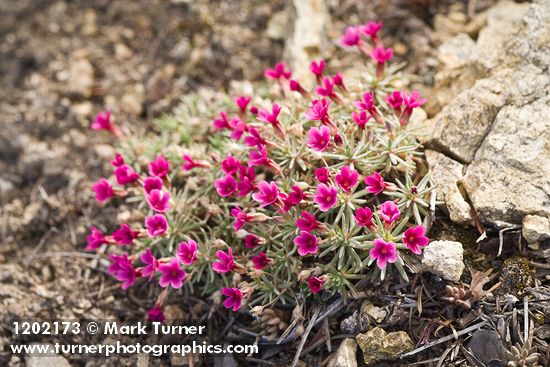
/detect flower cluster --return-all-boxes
[88,21,434,324]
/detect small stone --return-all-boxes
[329,338,357,367]
[360,301,387,324]
[498,257,534,297]
[94,144,115,160]
[536,324,550,340]
[422,240,465,281]
[25,343,71,367]
[67,58,94,98]
[522,215,550,244]
[356,327,414,366]
[0,178,16,204]
[266,11,288,40]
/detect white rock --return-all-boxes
[523,215,550,243]
[25,343,71,367]
[422,240,464,281]
[329,338,357,367]
[67,58,94,98]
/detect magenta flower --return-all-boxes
[400,90,427,125]
[158,258,186,289]
[140,248,159,281]
[92,178,113,203]
[252,252,271,270]
[244,234,261,249]
[214,175,237,197]
[341,26,361,47]
[212,247,236,273]
[176,240,198,265]
[315,167,330,184]
[352,110,371,129]
[287,185,306,206]
[111,153,125,167]
[221,155,241,175]
[385,91,404,110]
[182,154,200,171]
[354,207,373,227]
[112,224,139,245]
[360,21,383,41]
[252,181,280,208]
[244,127,268,147]
[145,214,168,237]
[354,92,375,112]
[147,306,165,323]
[309,59,326,78]
[264,62,291,80]
[149,155,170,178]
[332,73,345,88]
[380,201,401,224]
[313,183,338,212]
[249,144,269,166]
[258,103,284,136]
[231,206,251,231]
[370,46,393,64]
[305,99,331,125]
[364,171,387,195]
[403,226,429,255]
[213,111,230,131]
[335,166,359,192]
[308,276,325,294]
[307,126,331,152]
[315,77,335,98]
[237,165,256,196]
[107,254,137,290]
[86,226,107,251]
[296,212,320,232]
[289,79,307,95]
[294,231,319,256]
[114,164,140,185]
[235,96,251,114]
[221,287,243,311]
[91,111,120,136]
[143,176,163,194]
[250,106,259,115]
[146,189,171,213]
[228,117,247,140]
[370,239,398,269]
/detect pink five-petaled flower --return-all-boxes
[158,258,186,289]
[111,153,125,167]
[332,73,346,90]
[149,155,170,178]
[370,46,393,78]
[252,252,270,270]
[307,126,331,152]
[360,21,383,42]
[92,178,113,203]
[176,240,198,265]
[143,176,163,194]
[245,234,261,249]
[221,155,241,175]
[252,181,280,208]
[296,212,320,232]
[214,175,237,197]
[370,239,398,269]
[305,99,331,125]
[86,226,107,251]
[235,96,251,114]
[228,117,247,140]
[364,171,387,195]
[140,248,160,281]
[257,103,284,137]
[114,164,140,185]
[309,59,326,79]
[145,214,168,237]
[314,183,338,212]
[244,127,268,147]
[182,154,202,171]
[237,165,255,196]
[231,206,251,231]
[308,276,325,294]
[249,144,269,166]
[146,189,171,213]
[354,91,375,112]
[287,185,306,206]
[289,79,308,95]
[403,226,429,255]
[335,166,359,192]
[354,207,373,228]
[221,287,243,312]
[400,90,427,125]
[340,26,361,47]
[315,167,330,184]
[112,224,139,246]
[385,91,404,110]
[352,110,371,129]
[264,62,291,80]
[212,111,230,131]
[294,231,319,256]
[379,201,401,224]
[91,111,120,136]
[315,77,335,99]
[212,247,236,273]
[147,306,165,323]
[107,254,137,290]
